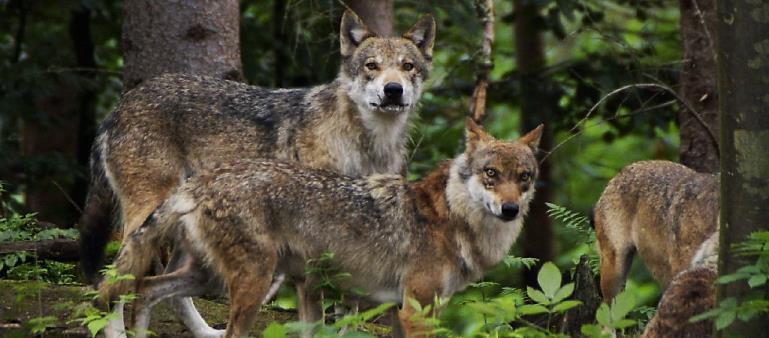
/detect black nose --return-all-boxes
[501,203,519,220]
[384,82,403,99]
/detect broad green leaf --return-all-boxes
[747,274,767,288]
[610,291,636,321]
[537,262,562,298]
[87,318,109,337]
[717,273,748,284]
[518,304,549,315]
[552,300,582,313]
[263,322,287,338]
[595,303,611,326]
[612,318,636,329]
[527,287,550,305]
[690,308,721,322]
[715,310,736,330]
[552,283,575,303]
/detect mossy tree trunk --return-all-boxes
[121,0,244,90]
[716,0,769,336]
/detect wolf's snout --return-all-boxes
[384,82,403,99]
[500,203,519,221]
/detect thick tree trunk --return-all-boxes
[121,0,243,90]
[716,1,769,336]
[678,0,719,173]
[343,0,394,37]
[514,0,555,286]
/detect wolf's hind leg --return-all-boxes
[222,249,277,338]
[133,260,220,338]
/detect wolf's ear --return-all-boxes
[403,14,436,60]
[519,124,544,152]
[340,10,374,57]
[465,117,492,151]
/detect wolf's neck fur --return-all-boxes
[411,154,525,276]
[308,80,411,176]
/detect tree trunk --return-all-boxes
[514,0,554,286]
[678,0,719,173]
[716,0,769,336]
[121,0,243,90]
[343,0,394,37]
[21,5,98,226]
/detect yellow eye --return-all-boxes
[403,62,414,71]
[365,62,378,70]
[485,168,497,178]
[519,172,531,181]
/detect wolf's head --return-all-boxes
[454,119,543,222]
[339,10,435,116]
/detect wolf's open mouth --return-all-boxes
[370,102,409,112]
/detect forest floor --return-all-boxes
[0,279,297,337]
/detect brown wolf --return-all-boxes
[79,10,435,337]
[593,160,718,302]
[100,120,543,338]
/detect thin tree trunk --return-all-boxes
[678,0,719,173]
[121,0,243,90]
[514,0,554,286]
[343,0,394,37]
[716,0,769,336]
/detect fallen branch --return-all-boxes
[0,239,80,262]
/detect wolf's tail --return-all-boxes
[79,130,117,286]
[98,199,182,305]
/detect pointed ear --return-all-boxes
[519,124,544,152]
[403,14,436,60]
[340,10,374,57]
[465,117,492,151]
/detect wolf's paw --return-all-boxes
[194,327,225,338]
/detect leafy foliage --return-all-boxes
[690,231,769,330]
[581,289,639,337]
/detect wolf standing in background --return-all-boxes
[100,120,543,338]
[593,160,718,301]
[78,10,436,338]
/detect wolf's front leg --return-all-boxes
[104,301,128,338]
[398,274,443,338]
[295,280,323,338]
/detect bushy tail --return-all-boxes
[97,201,181,306]
[79,132,117,285]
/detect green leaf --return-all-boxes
[595,304,611,326]
[717,273,748,284]
[527,287,550,305]
[87,318,109,337]
[518,304,549,315]
[610,291,636,321]
[552,283,575,303]
[748,274,767,288]
[263,322,287,338]
[552,300,582,313]
[537,262,561,298]
[715,310,736,330]
[612,319,636,329]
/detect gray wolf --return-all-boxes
[641,232,718,338]
[593,160,718,302]
[100,119,543,338]
[79,10,435,337]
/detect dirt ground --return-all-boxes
[0,279,296,337]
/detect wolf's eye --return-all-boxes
[365,62,378,70]
[484,168,497,178]
[403,62,414,71]
[519,171,531,181]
